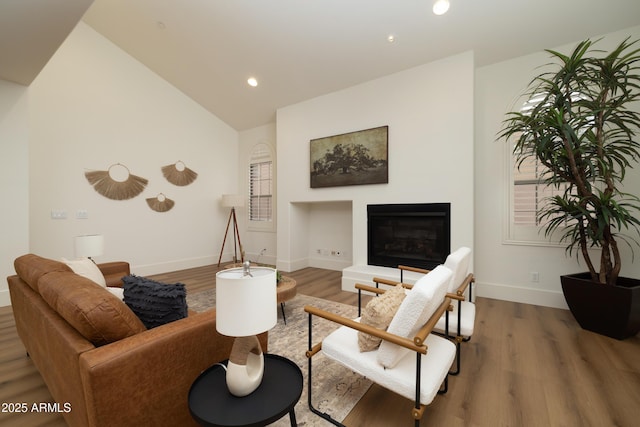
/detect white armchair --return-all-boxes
[379,247,475,375]
[304,265,456,427]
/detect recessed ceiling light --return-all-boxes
[387,34,396,43]
[433,0,450,15]
[156,21,166,30]
[247,77,258,87]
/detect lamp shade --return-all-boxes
[221,194,244,208]
[74,234,104,258]
[216,267,277,337]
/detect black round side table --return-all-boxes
[189,353,303,427]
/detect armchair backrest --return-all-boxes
[377,265,452,368]
[443,247,471,293]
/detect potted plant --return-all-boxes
[498,38,640,339]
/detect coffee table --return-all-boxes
[188,353,303,427]
[277,277,297,324]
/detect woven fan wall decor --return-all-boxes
[85,163,148,200]
[162,161,198,186]
[146,193,175,212]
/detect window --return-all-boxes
[506,96,567,245]
[507,142,557,244]
[249,161,272,221]
[248,144,273,224]
[512,153,567,227]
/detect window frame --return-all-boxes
[247,143,276,233]
[503,140,565,247]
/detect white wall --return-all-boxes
[474,25,640,308]
[27,22,239,276]
[238,123,278,265]
[306,201,353,270]
[0,80,30,306]
[276,52,475,274]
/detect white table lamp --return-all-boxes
[74,234,104,261]
[216,263,277,396]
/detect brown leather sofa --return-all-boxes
[7,254,267,427]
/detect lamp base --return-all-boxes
[226,335,264,397]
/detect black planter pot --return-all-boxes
[561,273,640,340]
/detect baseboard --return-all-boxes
[341,264,424,293]
[341,265,569,310]
[244,253,277,266]
[475,280,569,309]
[308,256,351,272]
[276,258,307,273]
[133,253,279,276]
[0,289,11,307]
[132,256,217,277]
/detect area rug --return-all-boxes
[187,289,372,426]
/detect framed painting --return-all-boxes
[310,125,388,188]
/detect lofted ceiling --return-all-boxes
[2,1,640,130]
[0,0,94,85]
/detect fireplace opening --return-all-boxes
[367,203,451,270]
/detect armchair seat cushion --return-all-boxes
[435,300,475,337]
[322,319,456,405]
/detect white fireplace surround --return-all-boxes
[275,52,475,292]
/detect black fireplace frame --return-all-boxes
[367,203,451,270]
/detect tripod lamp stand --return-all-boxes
[217,194,244,267]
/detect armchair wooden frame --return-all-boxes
[304,287,453,427]
[375,268,475,376]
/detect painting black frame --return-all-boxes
[310,126,388,188]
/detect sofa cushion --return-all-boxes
[358,283,406,352]
[107,286,125,300]
[122,275,188,329]
[62,257,107,287]
[39,271,146,346]
[14,254,71,293]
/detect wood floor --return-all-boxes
[1,265,639,426]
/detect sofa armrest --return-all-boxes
[97,261,130,287]
[79,310,267,427]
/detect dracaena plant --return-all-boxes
[498,38,640,286]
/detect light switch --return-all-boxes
[51,210,67,219]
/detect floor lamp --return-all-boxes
[218,194,244,267]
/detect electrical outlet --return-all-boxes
[530,271,539,283]
[76,209,89,219]
[51,210,67,219]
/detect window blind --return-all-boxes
[249,161,273,222]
